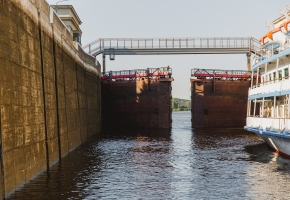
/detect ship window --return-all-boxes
[273,72,276,81]
[285,68,289,79]
[278,70,282,80]
[278,104,284,118]
[269,74,271,81]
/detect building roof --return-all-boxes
[51,5,82,25]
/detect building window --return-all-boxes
[73,33,81,44]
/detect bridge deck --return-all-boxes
[83,37,261,57]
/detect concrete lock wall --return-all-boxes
[0,0,101,198]
[102,78,172,129]
[191,79,250,128]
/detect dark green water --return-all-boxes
[7,111,290,199]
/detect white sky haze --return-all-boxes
[46,0,290,99]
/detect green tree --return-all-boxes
[172,98,191,111]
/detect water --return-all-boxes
[8,111,290,199]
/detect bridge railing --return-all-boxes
[83,37,261,56]
[250,38,261,55]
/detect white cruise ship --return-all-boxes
[244,6,290,157]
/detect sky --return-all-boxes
[46,0,290,99]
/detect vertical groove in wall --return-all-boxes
[0,108,5,199]
[38,12,49,169]
[75,62,82,143]
[62,42,69,153]
[84,72,89,139]
[98,77,101,133]
[191,81,194,126]
[169,83,172,128]
[52,27,61,159]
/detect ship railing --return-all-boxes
[249,78,290,101]
[255,41,290,60]
[246,118,290,130]
[250,75,290,89]
[249,81,279,96]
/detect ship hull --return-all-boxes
[245,126,290,157]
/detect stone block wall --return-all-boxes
[0,0,101,198]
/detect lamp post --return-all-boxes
[55,0,69,13]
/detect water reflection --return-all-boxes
[7,111,290,199]
[244,143,276,163]
[244,143,290,199]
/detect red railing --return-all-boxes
[101,67,172,80]
[191,68,260,80]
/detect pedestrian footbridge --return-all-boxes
[83,37,261,71]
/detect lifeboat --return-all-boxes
[260,31,273,45]
[280,19,290,36]
[260,28,281,51]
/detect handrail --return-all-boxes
[101,67,172,80]
[247,116,290,119]
[83,37,260,56]
[191,68,252,79]
[252,41,290,62]
[250,76,289,89]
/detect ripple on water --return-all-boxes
[7,111,290,199]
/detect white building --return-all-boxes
[51,5,82,44]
